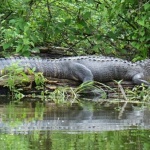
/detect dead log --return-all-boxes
[0,74,136,98]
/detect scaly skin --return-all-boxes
[0,56,150,85]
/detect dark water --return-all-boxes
[0,97,150,150]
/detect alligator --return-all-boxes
[0,56,150,85]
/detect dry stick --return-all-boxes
[118,83,129,119]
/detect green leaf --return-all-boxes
[16,45,23,52]
[2,42,12,50]
[23,38,30,45]
[83,12,91,20]
[9,19,16,24]
[139,30,145,36]
[65,19,71,24]
[22,51,30,56]
[144,3,150,10]
[137,19,145,26]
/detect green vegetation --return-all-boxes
[0,0,149,59]
[0,0,150,102]
[2,63,30,100]
[126,84,150,102]
[0,2,150,148]
[0,63,46,100]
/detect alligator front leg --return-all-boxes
[70,63,93,83]
[132,73,150,86]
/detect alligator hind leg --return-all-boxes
[132,73,150,86]
[69,63,93,83]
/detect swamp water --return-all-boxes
[0,97,150,150]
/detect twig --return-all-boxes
[46,0,52,20]
[118,83,128,101]
[118,83,129,119]
[118,101,128,119]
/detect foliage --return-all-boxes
[126,84,150,102]
[1,63,29,99]
[0,0,149,58]
[0,63,46,100]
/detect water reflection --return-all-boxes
[0,98,150,150]
[0,98,150,134]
